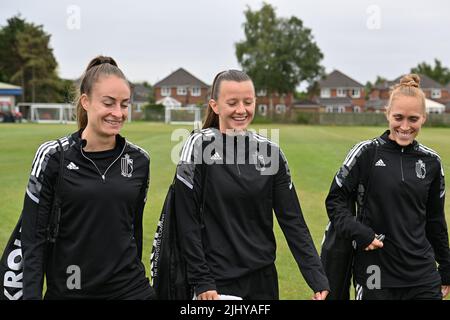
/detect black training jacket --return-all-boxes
[174,128,329,296]
[21,130,152,299]
[326,130,450,288]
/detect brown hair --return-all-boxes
[75,56,129,129]
[387,74,426,114]
[203,70,253,129]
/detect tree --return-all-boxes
[235,3,324,115]
[411,59,450,85]
[0,15,66,102]
[0,15,26,83]
[142,81,155,104]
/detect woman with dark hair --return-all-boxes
[325,74,450,300]
[21,56,154,299]
[174,70,329,300]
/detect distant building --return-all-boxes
[130,83,152,120]
[367,74,450,113]
[154,68,209,107]
[255,89,294,116]
[316,70,366,113]
[292,99,323,113]
[0,82,22,109]
[0,82,23,121]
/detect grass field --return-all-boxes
[1,122,449,299]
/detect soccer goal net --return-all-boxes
[165,106,202,127]
[29,104,76,124]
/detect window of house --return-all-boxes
[258,104,267,116]
[326,106,333,113]
[321,89,331,98]
[353,106,361,113]
[191,87,201,97]
[275,104,286,114]
[351,89,361,98]
[257,89,267,97]
[337,88,346,97]
[161,87,171,96]
[431,89,441,99]
[338,106,346,113]
[177,86,187,96]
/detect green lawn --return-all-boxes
[1,122,449,299]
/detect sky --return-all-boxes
[1,0,449,87]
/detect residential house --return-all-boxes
[154,68,209,107]
[367,74,450,113]
[292,99,323,113]
[445,83,450,113]
[316,70,366,113]
[255,89,294,116]
[130,83,152,120]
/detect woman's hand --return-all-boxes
[365,235,384,251]
[312,290,329,300]
[197,290,220,300]
[442,285,449,299]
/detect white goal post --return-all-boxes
[165,106,202,127]
[28,103,76,124]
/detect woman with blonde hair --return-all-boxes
[325,74,450,300]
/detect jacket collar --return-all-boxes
[71,130,125,151]
[379,130,418,152]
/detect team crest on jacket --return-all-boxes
[415,159,426,179]
[253,152,266,172]
[121,154,133,178]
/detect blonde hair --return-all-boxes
[387,74,426,113]
[75,56,129,129]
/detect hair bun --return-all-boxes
[399,74,420,88]
[86,55,118,71]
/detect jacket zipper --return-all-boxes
[400,148,405,182]
[80,142,127,183]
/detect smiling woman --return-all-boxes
[172,70,330,301]
[324,74,450,300]
[386,74,426,147]
[17,56,155,300]
[77,56,131,151]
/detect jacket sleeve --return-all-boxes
[134,158,150,260]
[273,150,330,293]
[174,133,216,295]
[21,141,60,300]
[425,159,450,285]
[325,141,375,249]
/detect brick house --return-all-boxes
[446,83,450,113]
[254,89,294,116]
[316,70,366,113]
[154,68,209,107]
[129,82,152,120]
[292,99,323,113]
[367,74,450,113]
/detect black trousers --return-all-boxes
[355,282,442,300]
[215,264,279,300]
